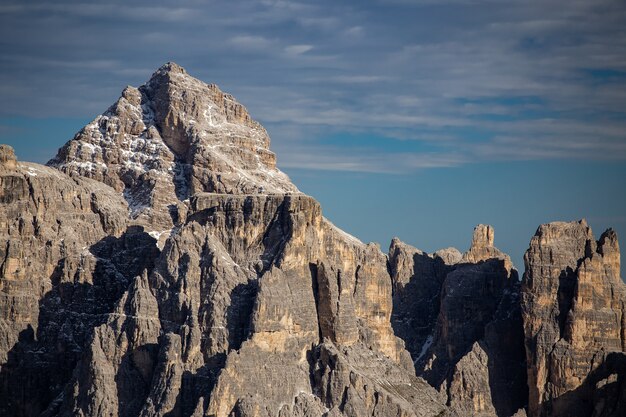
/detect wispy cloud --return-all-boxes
[229,35,275,52]
[0,3,198,22]
[277,145,467,173]
[284,44,314,55]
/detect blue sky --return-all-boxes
[1,0,625,272]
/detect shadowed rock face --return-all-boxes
[389,225,528,417]
[52,192,447,417]
[521,220,626,417]
[0,149,154,416]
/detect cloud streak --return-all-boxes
[0,0,624,172]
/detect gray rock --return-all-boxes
[6,62,445,416]
[48,62,298,230]
[521,220,626,417]
[0,145,17,170]
[390,226,527,417]
[2,62,625,417]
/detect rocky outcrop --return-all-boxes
[521,220,626,417]
[389,225,527,417]
[0,150,160,416]
[310,342,449,417]
[53,191,443,417]
[388,238,453,366]
[0,145,17,170]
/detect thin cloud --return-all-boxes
[278,147,466,173]
[284,44,314,55]
[0,3,198,22]
[229,35,274,50]
[0,0,624,172]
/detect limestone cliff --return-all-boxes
[521,220,626,417]
[0,65,451,417]
[389,225,527,417]
[0,144,155,415]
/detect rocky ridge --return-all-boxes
[1,64,448,417]
[389,225,528,417]
[48,62,297,231]
[522,220,626,417]
[0,63,625,417]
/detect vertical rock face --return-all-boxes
[389,225,527,417]
[388,238,454,367]
[521,220,626,417]
[56,192,445,417]
[0,154,140,416]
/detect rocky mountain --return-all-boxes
[1,63,625,417]
[389,225,527,417]
[48,62,297,232]
[522,220,626,417]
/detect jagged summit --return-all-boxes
[155,61,186,75]
[0,144,17,170]
[462,223,516,274]
[48,62,298,229]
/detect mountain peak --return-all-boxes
[463,224,517,276]
[0,144,17,170]
[154,61,186,76]
[49,63,298,229]
[471,224,494,249]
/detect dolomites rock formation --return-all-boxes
[521,220,626,417]
[48,62,297,230]
[0,64,450,417]
[0,146,155,415]
[0,144,17,169]
[1,63,625,417]
[389,225,527,417]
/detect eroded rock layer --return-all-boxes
[0,147,156,416]
[521,220,626,417]
[0,65,452,417]
[389,225,528,417]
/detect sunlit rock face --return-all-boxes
[521,220,626,417]
[48,62,297,230]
